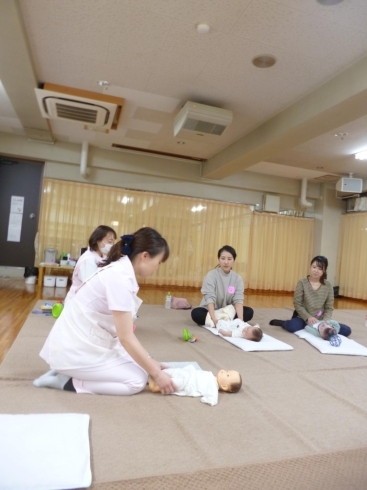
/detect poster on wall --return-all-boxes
[7,196,24,242]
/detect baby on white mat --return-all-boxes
[305,319,342,346]
[148,365,242,406]
[216,319,263,342]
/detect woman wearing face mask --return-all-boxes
[191,245,254,326]
[65,225,117,302]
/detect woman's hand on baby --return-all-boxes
[158,362,169,370]
[307,316,318,325]
[153,371,176,394]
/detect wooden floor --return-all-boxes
[1,277,366,364]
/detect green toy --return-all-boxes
[183,328,197,343]
[52,302,64,319]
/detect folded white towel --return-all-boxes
[294,330,367,356]
[203,326,293,352]
[0,413,91,489]
[205,305,236,328]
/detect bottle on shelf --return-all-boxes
[165,292,172,309]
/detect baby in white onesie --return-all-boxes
[148,365,242,406]
[217,319,263,342]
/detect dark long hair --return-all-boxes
[310,255,328,284]
[102,227,170,266]
[217,245,237,260]
[88,225,117,252]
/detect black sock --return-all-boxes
[63,378,76,392]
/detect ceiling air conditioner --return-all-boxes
[335,177,363,194]
[35,83,124,131]
[174,101,233,139]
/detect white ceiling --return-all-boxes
[1,0,367,183]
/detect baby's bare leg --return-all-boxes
[148,377,161,393]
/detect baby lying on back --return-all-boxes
[216,319,263,342]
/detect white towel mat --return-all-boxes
[0,413,91,490]
[294,330,367,356]
[203,326,293,352]
[163,361,202,370]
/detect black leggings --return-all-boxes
[191,306,254,325]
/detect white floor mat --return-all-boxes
[203,326,293,352]
[0,413,91,489]
[294,330,367,356]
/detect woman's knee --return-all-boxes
[283,317,305,333]
[128,377,148,395]
[123,371,149,395]
[243,307,254,322]
[339,324,351,337]
[191,307,206,325]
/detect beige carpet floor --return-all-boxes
[1,303,367,489]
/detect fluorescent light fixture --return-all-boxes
[355,151,367,160]
[191,205,206,212]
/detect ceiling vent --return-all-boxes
[174,101,233,139]
[35,83,124,131]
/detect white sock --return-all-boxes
[33,370,71,390]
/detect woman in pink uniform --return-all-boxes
[65,225,117,303]
[34,227,176,396]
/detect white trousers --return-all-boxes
[60,360,148,396]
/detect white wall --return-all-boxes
[1,133,320,210]
[0,266,25,278]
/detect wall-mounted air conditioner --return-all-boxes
[263,194,280,213]
[335,177,362,194]
[174,101,233,139]
[35,83,124,131]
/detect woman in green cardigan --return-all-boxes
[270,256,351,337]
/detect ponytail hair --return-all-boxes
[101,227,169,266]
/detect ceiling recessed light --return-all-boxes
[97,80,110,86]
[317,0,344,5]
[196,22,210,34]
[252,55,276,68]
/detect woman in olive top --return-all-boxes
[270,256,351,337]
